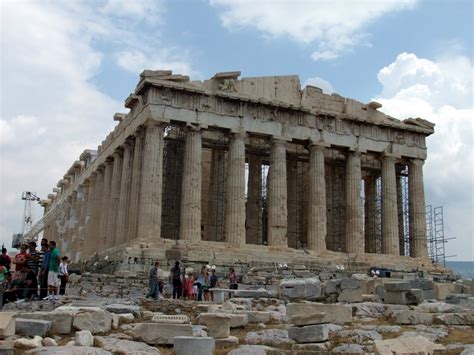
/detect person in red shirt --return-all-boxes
[0,248,11,271]
[12,244,30,281]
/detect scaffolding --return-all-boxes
[426,205,449,266]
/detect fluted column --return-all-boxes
[180,127,202,241]
[345,150,363,253]
[90,169,104,251]
[307,143,327,252]
[137,122,164,241]
[268,139,288,247]
[409,159,428,258]
[396,174,405,256]
[364,174,377,253]
[83,174,96,255]
[381,155,400,255]
[98,159,113,249]
[116,141,133,245]
[106,151,123,247]
[224,132,246,245]
[128,131,144,241]
[246,155,262,244]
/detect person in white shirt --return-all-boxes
[59,256,69,295]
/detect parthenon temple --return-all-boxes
[32,70,435,272]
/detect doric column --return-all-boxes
[307,143,327,252]
[268,139,288,247]
[286,160,298,248]
[409,159,428,258]
[396,173,405,256]
[207,149,226,242]
[116,141,133,245]
[137,122,164,241]
[246,155,262,244]
[381,155,400,255]
[106,150,123,247]
[83,173,97,255]
[345,150,364,253]
[89,169,104,251]
[128,131,144,241]
[98,159,113,249]
[364,174,377,253]
[180,127,202,241]
[224,132,246,245]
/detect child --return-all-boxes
[184,272,194,300]
[209,268,219,302]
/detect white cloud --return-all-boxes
[0,0,193,251]
[374,52,474,261]
[210,0,417,61]
[303,76,335,94]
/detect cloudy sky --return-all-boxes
[1,0,472,260]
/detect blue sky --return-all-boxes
[1,0,473,260]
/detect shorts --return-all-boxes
[48,271,59,287]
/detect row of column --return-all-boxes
[59,121,428,259]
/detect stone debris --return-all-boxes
[174,336,215,355]
[245,329,294,347]
[75,330,94,346]
[94,336,161,354]
[25,346,112,354]
[0,312,16,339]
[15,318,52,338]
[286,303,352,325]
[332,343,366,353]
[131,323,193,345]
[374,335,445,354]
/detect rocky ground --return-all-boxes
[0,271,473,354]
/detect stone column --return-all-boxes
[268,139,288,247]
[246,155,262,244]
[116,141,133,245]
[307,143,327,252]
[381,155,400,255]
[107,150,123,247]
[137,122,164,241]
[345,150,363,253]
[396,174,405,256]
[364,174,377,253]
[180,127,202,242]
[409,159,428,258]
[89,169,104,252]
[286,160,298,249]
[98,159,113,249]
[83,174,96,255]
[128,131,144,241]
[224,132,246,245]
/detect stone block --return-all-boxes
[131,323,193,345]
[288,324,329,343]
[174,336,215,355]
[0,313,15,339]
[434,312,474,325]
[73,308,112,334]
[384,282,411,292]
[94,336,161,354]
[280,278,321,300]
[338,288,363,303]
[240,311,271,324]
[24,346,112,354]
[409,279,433,290]
[18,311,73,335]
[214,336,239,347]
[292,342,329,353]
[383,291,408,305]
[104,304,140,317]
[390,310,434,325]
[422,289,435,300]
[151,314,189,324]
[228,345,278,354]
[14,336,43,350]
[197,313,231,338]
[445,293,471,304]
[433,283,455,300]
[288,312,325,326]
[228,314,249,328]
[234,289,268,298]
[245,329,293,347]
[407,289,424,305]
[0,340,14,355]
[340,278,360,290]
[287,303,351,325]
[374,335,445,355]
[323,279,341,295]
[75,330,94,346]
[15,319,52,338]
[375,284,385,299]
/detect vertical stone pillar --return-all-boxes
[128,131,144,241]
[345,151,363,253]
[89,169,104,251]
[98,159,113,249]
[268,139,288,247]
[396,174,405,256]
[307,143,327,252]
[207,149,226,242]
[381,155,400,255]
[137,122,164,241]
[224,132,246,245]
[83,174,96,255]
[364,174,377,253]
[180,127,202,241]
[116,141,133,245]
[286,160,298,248]
[409,159,428,258]
[246,155,262,244]
[107,150,123,247]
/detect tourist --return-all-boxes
[59,256,69,295]
[203,265,212,301]
[12,244,29,281]
[195,265,209,302]
[24,264,38,300]
[146,261,161,300]
[184,272,195,300]
[2,272,18,305]
[170,261,182,299]
[228,267,238,290]
[209,267,220,302]
[38,239,50,299]
[26,241,40,275]
[0,247,11,271]
[44,240,60,300]
[0,263,7,283]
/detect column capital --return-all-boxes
[410,158,425,167]
[143,119,165,128]
[132,127,145,138]
[309,141,329,150]
[185,123,202,132]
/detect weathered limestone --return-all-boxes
[345,151,363,253]
[137,122,164,241]
[381,155,400,255]
[107,150,123,247]
[409,159,428,258]
[180,127,202,241]
[246,155,262,245]
[0,312,15,338]
[131,323,193,345]
[364,174,377,253]
[116,141,133,245]
[268,139,288,247]
[174,336,215,355]
[224,133,246,245]
[307,143,327,252]
[197,313,231,338]
[127,131,143,241]
[98,160,113,248]
[16,319,52,337]
[286,303,352,325]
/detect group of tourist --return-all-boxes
[146,261,239,302]
[0,239,69,305]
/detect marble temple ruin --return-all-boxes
[25,70,436,273]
